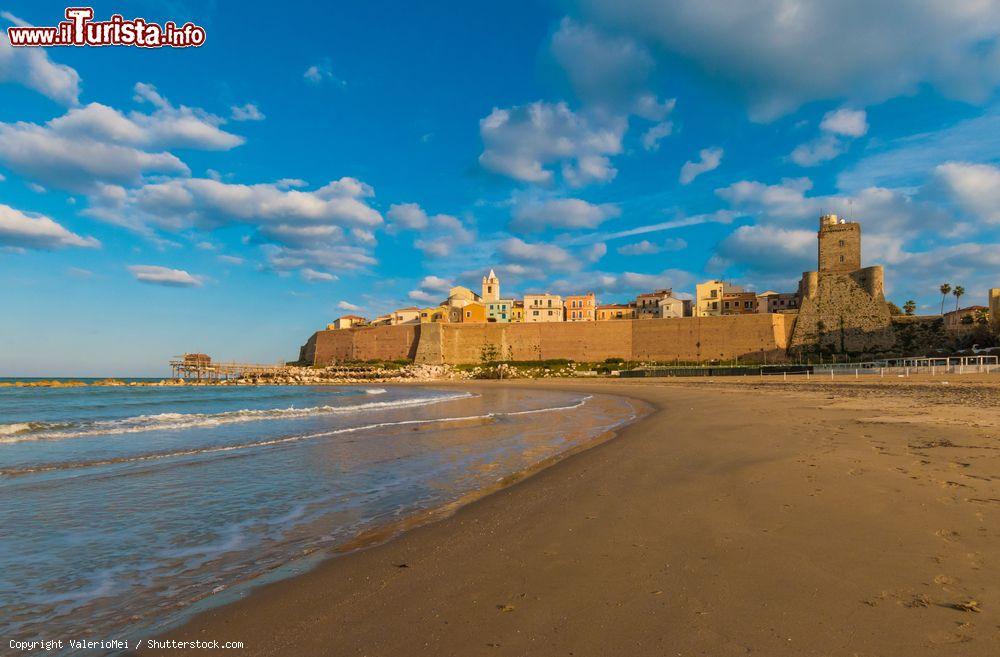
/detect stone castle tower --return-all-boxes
[790,215,894,354]
[482,269,500,302]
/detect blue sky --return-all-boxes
[2,1,1000,376]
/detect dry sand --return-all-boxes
[139,376,1000,656]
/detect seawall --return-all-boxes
[301,314,795,366]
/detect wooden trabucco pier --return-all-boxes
[169,354,287,381]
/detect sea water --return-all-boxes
[0,383,640,651]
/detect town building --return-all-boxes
[991,288,1000,330]
[721,291,758,315]
[756,291,799,314]
[419,307,449,323]
[524,293,564,322]
[444,285,481,309]
[511,301,524,322]
[634,289,674,319]
[564,293,596,321]
[695,280,744,316]
[486,299,514,323]
[329,315,368,330]
[943,305,989,329]
[459,301,487,323]
[659,295,692,318]
[596,304,636,320]
[391,307,421,324]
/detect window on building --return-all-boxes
[838,240,844,247]
[532,310,539,316]
[839,255,845,263]
[712,301,718,310]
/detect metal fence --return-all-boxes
[619,355,999,379]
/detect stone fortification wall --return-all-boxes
[302,314,795,366]
[790,272,894,354]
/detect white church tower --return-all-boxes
[482,269,500,302]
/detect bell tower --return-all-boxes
[482,269,500,302]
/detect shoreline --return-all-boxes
[136,377,1000,656]
[118,385,652,652]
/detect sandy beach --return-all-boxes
[138,376,1000,656]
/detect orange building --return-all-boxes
[564,293,596,321]
[459,301,487,323]
[596,304,636,320]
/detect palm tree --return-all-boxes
[903,300,916,316]
[939,283,951,315]
[953,285,965,311]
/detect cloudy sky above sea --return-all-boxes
[2,1,1000,375]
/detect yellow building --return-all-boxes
[695,280,744,317]
[596,304,636,320]
[419,307,449,323]
[511,301,524,322]
[524,293,564,322]
[329,315,367,329]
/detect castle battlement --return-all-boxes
[791,215,894,354]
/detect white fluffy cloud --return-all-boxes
[387,202,474,257]
[407,289,441,304]
[87,177,382,234]
[498,237,577,270]
[479,101,625,186]
[0,119,188,192]
[337,301,363,311]
[679,147,723,184]
[710,225,816,275]
[0,203,99,250]
[417,275,453,292]
[820,108,868,137]
[791,108,868,166]
[569,0,1000,120]
[302,269,338,282]
[935,161,1000,224]
[128,265,203,287]
[230,103,265,121]
[0,87,245,192]
[715,177,951,235]
[511,198,620,232]
[790,135,846,167]
[616,237,686,255]
[263,244,376,275]
[0,12,80,105]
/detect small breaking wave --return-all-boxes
[0,395,594,477]
[0,393,472,445]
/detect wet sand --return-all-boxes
[139,376,1000,656]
